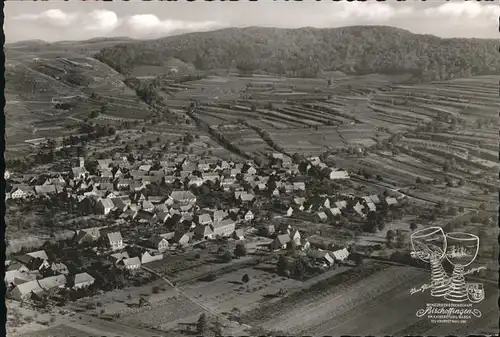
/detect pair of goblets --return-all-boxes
[411,227,480,303]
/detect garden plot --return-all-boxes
[364,154,435,181]
[181,266,301,315]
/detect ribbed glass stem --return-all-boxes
[445,264,468,302]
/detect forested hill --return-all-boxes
[95,26,500,82]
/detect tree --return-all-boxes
[218,249,233,263]
[241,273,250,283]
[196,313,208,334]
[409,222,418,232]
[386,230,396,246]
[124,144,133,153]
[213,317,223,336]
[478,203,486,210]
[294,258,307,279]
[234,243,247,257]
[89,110,100,119]
[277,255,289,276]
[416,177,422,184]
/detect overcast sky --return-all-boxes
[5,0,499,43]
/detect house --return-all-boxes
[244,210,254,221]
[278,223,292,234]
[315,211,328,222]
[194,224,214,240]
[5,270,36,287]
[293,182,306,191]
[133,210,157,223]
[197,160,211,172]
[73,272,95,289]
[270,234,291,251]
[7,262,30,275]
[385,197,398,207]
[239,193,255,203]
[366,202,377,212]
[294,197,306,207]
[101,169,113,178]
[35,185,57,197]
[38,275,67,290]
[290,229,301,246]
[116,179,132,190]
[335,200,348,210]
[282,156,293,167]
[168,190,197,205]
[308,250,334,267]
[307,235,336,250]
[72,167,87,179]
[212,210,228,224]
[286,207,294,217]
[26,250,49,261]
[369,195,381,204]
[174,231,193,245]
[188,177,204,187]
[10,185,34,199]
[246,166,257,175]
[110,252,129,263]
[141,175,162,185]
[130,182,146,192]
[138,164,152,172]
[264,224,276,236]
[211,219,236,237]
[76,227,101,243]
[97,159,112,171]
[331,248,350,262]
[149,170,166,177]
[147,236,169,252]
[141,200,155,212]
[95,198,115,215]
[148,196,165,204]
[141,251,163,264]
[353,202,365,217]
[112,198,130,212]
[129,170,147,180]
[107,232,124,251]
[308,156,321,166]
[197,213,213,226]
[159,232,176,241]
[98,182,115,191]
[50,262,69,275]
[10,280,44,301]
[232,229,245,240]
[327,208,342,218]
[328,169,350,180]
[157,212,171,224]
[120,257,141,271]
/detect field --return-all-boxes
[6,34,499,337]
[5,41,153,148]
[243,263,498,336]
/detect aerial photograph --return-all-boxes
[3,1,499,336]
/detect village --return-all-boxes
[5,146,409,307]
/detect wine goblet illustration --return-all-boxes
[444,232,479,303]
[411,226,450,297]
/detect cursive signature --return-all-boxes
[463,266,486,276]
[410,283,432,295]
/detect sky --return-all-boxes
[5,0,499,43]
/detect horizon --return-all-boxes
[6,25,498,46]
[5,1,499,43]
